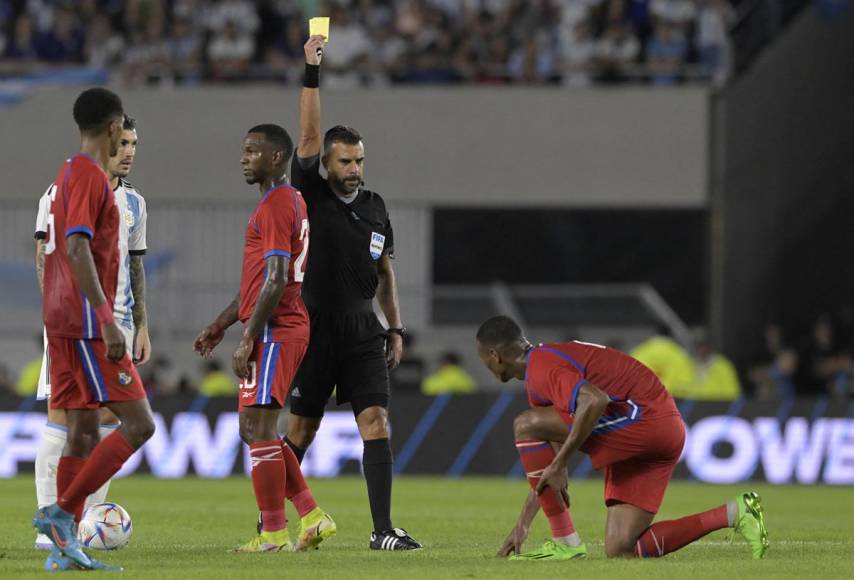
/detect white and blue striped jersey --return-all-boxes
[113,178,148,332]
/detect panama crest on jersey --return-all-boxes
[370,232,385,260]
[118,372,133,386]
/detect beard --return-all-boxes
[329,172,360,194]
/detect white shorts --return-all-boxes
[38,323,135,400]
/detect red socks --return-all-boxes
[280,440,316,517]
[250,441,286,532]
[57,430,134,517]
[635,505,729,557]
[516,440,575,538]
[56,456,86,521]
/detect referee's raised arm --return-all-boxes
[297,36,325,160]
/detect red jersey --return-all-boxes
[43,154,120,339]
[525,341,681,469]
[239,184,310,342]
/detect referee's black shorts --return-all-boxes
[289,302,390,418]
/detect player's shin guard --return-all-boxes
[250,441,287,532]
[35,423,67,509]
[57,430,134,518]
[83,424,120,511]
[280,439,317,518]
[516,440,576,540]
[634,505,729,557]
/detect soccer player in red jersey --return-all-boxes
[194,124,335,552]
[32,88,155,572]
[476,316,769,561]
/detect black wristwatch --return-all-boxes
[387,327,406,337]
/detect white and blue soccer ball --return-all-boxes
[77,502,133,550]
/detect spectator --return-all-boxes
[122,18,170,86]
[199,359,237,397]
[682,329,742,401]
[695,0,732,84]
[595,20,641,82]
[139,355,180,396]
[509,30,558,84]
[630,326,694,396]
[322,4,371,89]
[645,22,686,84]
[3,13,37,61]
[15,335,44,397]
[747,323,798,401]
[167,15,202,84]
[797,314,852,397]
[421,351,477,396]
[84,15,124,69]
[559,18,596,87]
[32,6,83,63]
[206,18,254,82]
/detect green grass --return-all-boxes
[1,476,853,578]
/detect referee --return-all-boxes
[282,35,421,551]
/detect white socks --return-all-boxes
[35,423,66,508]
[553,532,582,547]
[34,422,119,510]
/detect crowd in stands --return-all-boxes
[0,0,736,88]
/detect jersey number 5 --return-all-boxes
[43,185,58,255]
[294,219,309,283]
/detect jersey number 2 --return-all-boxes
[294,219,309,283]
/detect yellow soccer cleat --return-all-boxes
[233,528,292,553]
[294,508,337,551]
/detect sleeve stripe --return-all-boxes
[34,231,47,240]
[128,249,147,256]
[263,250,291,259]
[65,225,93,238]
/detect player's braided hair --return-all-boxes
[73,88,123,134]
[248,124,294,162]
[476,316,523,348]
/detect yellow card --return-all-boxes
[309,17,330,42]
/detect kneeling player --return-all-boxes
[476,316,769,561]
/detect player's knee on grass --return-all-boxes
[604,532,637,558]
[355,406,389,440]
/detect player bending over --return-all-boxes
[194,123,335,552]
[32,88,155,572]
[475,315,768,561]
[33,113,150,551]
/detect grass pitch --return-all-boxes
[1,476,853,578]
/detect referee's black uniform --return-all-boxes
[289,154,394,415]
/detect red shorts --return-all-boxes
[602,416,686,514]
[47,337,145,410]
[238,340,307,411]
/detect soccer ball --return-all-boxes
[77,502,133,550]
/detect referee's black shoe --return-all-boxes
[370,528,422,551]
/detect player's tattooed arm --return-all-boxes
[535,382,610,496]
[232,255,288,379]
[130,255,147,329]
[130,255,152,364]
[193,291,240,358]
[35,239,45,294]
[377,253,404,369]
[297,36,324,159]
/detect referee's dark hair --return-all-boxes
[248,123,294,162]
[323,125,362,151]
[477,316,523,348]
[123,114,137,131]
[73,88,124,134]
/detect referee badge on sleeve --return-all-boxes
[370,232,386,260]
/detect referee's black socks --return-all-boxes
[283,436,307,463]
[363,438,394,532]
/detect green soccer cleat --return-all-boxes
[233,528,292,553]
[734,491,769,559]
[509,539,588,561]
[294,508,337,551]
